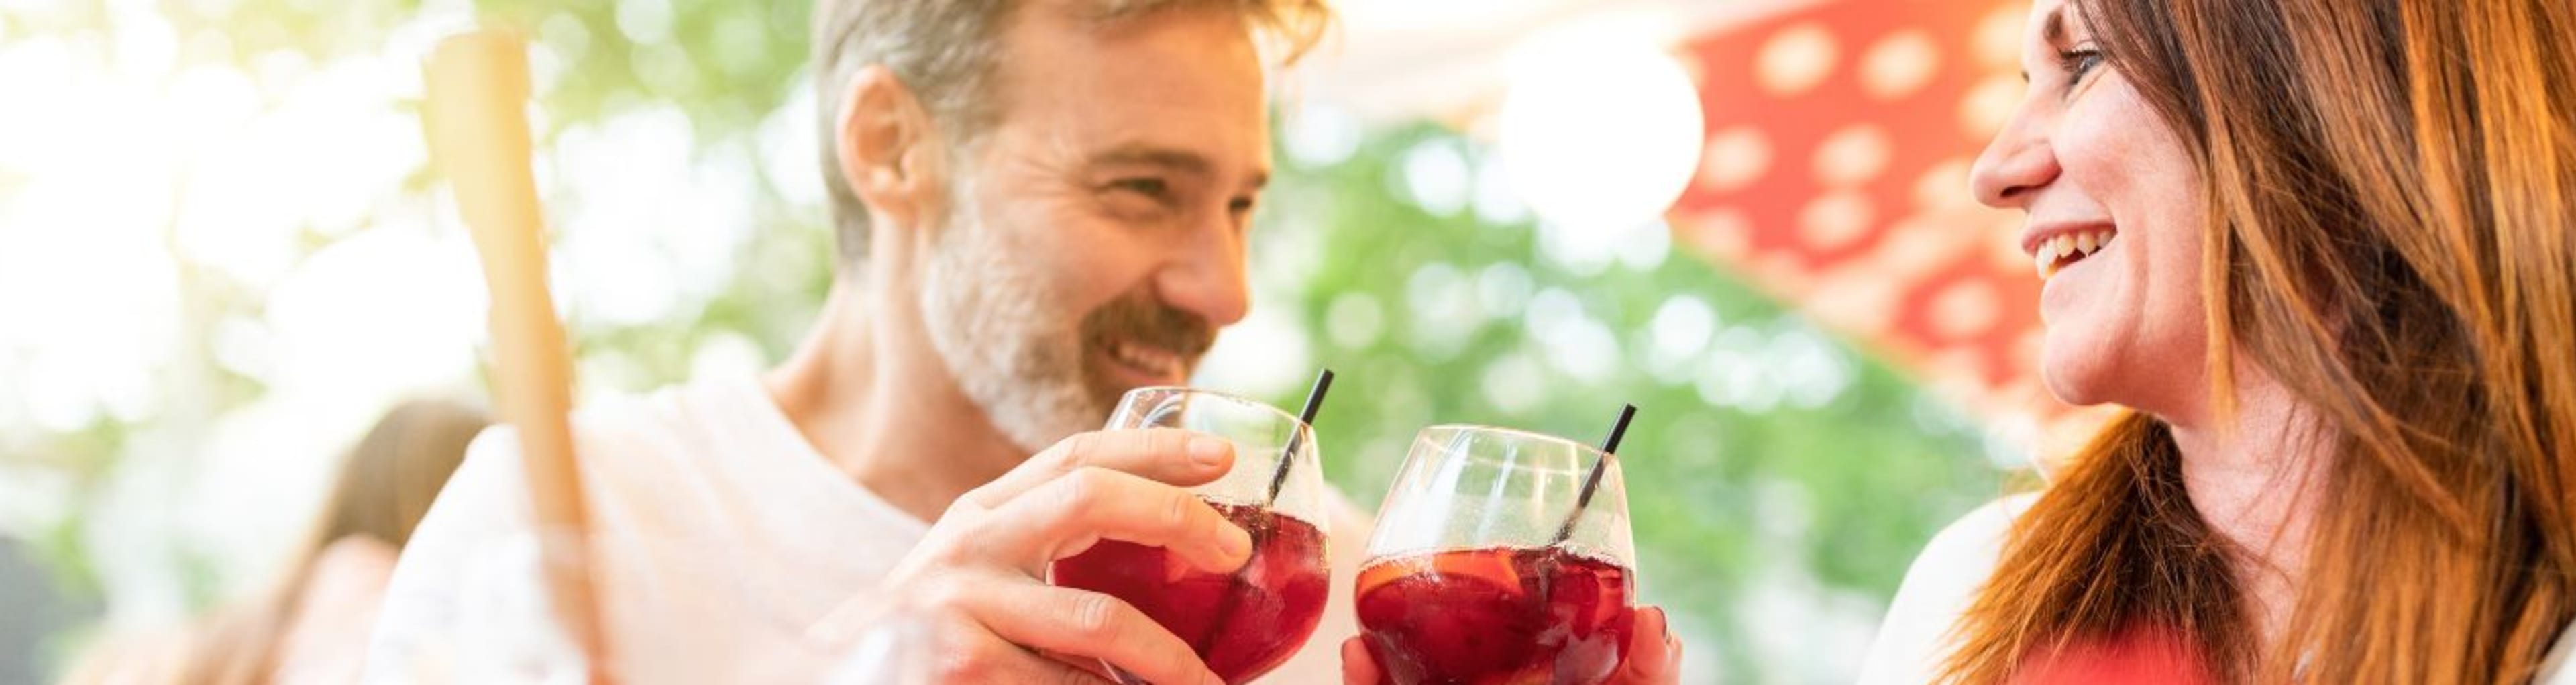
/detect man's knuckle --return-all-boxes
[936,647,997,682]
[1162,490,1197,530]
[1064,590,1120,639]
[1065,467,1121,505]
[1060,432,1102,465]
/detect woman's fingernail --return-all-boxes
[1189,435,1230,466]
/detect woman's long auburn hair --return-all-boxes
[1943,0,2576,682]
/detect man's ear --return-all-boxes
[834,65,940,235]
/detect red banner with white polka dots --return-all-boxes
[1668,0,2114,468]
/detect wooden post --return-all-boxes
[421,29,608,674]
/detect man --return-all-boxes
[366,1,1362,682]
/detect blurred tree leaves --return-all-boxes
[1261,123,1998,680]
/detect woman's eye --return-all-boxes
[2059,48,2105,87]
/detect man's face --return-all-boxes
[917,3,1270,452]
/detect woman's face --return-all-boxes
[1973,0,2213,421]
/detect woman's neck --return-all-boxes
[2163,368,2331,643]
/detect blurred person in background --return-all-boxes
[1858,0,2576,682]
[61,399,487,685]
[368,0,1682,682]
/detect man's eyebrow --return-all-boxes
[1087,145,1214,178]
[1086,144,1269,191]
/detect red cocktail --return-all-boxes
[1051,498,1331,684]
[1357,424,1643,685]
[1356,547,1635,685]
[1053,386,1334,684]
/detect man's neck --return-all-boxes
[2165,366,2330,642]
[761,278,1034,522]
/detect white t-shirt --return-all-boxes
[363,376,1371,684]
[1856,494,2576,684]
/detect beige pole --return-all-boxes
[421,30,608,675]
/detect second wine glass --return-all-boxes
[1354,425,1640,685]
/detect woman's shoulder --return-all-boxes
[1854,493,2039,685]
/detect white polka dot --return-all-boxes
[1813,124,1894,187]
[1698,126,1774,193]
[1872,215,1970,280]
[1926,350,1994,395]
[1757,23,1839,97]
[1974,3,2031,70]
[1682,207,1754,260]
[1755,253,1815,297]
[1860,30,1941,101]
[2013,327,2046,370]
[1797,191,1876,252]
[1930,278,2003,340]
[1958,73,2022,140]
[1913,158,1976,209]
[1805,277,1901,337]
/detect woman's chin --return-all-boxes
[2039,344,2123,407]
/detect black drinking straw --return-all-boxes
[1175,369,1333,670]
[1263,368,1334,507]
[1550,403,1637,547]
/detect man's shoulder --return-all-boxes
[464,376,761,471]
[1856,492,2036,684]
[571,376,763,450]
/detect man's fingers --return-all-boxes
[1621,605,1682,684]
[1340,635,1384,685]
[983,466,1252,574]
[957,582,1220,685]
[928,616,1120,685]
[966,429,1234,509]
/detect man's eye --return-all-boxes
[1112,178,1169,198]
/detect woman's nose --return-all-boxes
[1970,110,2061,209]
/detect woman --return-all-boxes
[64,399,489,685]
[1861,0,2575,683]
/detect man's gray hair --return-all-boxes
[810,0,1332,266]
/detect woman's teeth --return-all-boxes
[1109,340,1183,379]
[2036,229,2116,280]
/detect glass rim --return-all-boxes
[1118,385,1315,432]
[1414,423,1615,472]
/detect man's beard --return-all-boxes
[914,180,1218,453]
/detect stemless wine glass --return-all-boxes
[1355,425,1640,685]
[1048,387,1332,684]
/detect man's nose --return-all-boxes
[1152,219,1251,328]
[1971,109,2061,209]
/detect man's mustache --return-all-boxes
[1082,290,1216,361]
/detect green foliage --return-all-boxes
[1258,123,1999,680]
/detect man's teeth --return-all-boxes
[1111,341,1182,379]
[2035,229,2117,280]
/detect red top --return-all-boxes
[2011,627,2212,685]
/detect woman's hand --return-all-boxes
[1338,605,1686,684]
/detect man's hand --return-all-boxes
[1336,606,1686,685]
[879,428,1251,684]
